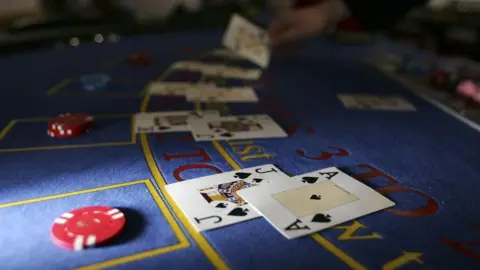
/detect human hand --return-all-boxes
[268,0,349,47]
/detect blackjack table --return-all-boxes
[1,10,480,270]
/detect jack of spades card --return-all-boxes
[165,164,290,231]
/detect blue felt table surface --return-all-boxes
[0,31,479,270]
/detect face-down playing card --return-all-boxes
[134,110,219,133]
[238,167,395,239]
[165,164,290,231]
[187,114,287,141]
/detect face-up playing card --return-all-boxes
[165,164,290,231]
[185,87,259,103]
[337,94,416,111]
[222,14,270,68]
[134,110,219,133]
[187,114,287,141]
[147,82,216,96]
[238,167,395,239]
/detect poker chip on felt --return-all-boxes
[48,113,93,138]
[51,206,126,251]
[127,52,150,67]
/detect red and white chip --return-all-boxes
[51,206,126,251]
[48,113,93,138]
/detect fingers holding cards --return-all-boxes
[222,14,270,68]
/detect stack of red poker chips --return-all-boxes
[47,113,93,138]
[51,206,126,251]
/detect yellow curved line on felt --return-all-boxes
[0,180,146,209]
[211,140,367,270]
[77,180,190,270]
[140,134,230,270]
[46,78,72,95]
[139,55,230,270]
[0,120,16,141]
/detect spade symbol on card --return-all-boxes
[228,207,249,217]
[234,172,251,179]
[310,195,322,200]
[215,203,227,209]
[301,176,319,184]
[252,178,263,183]
[311,214,331,223]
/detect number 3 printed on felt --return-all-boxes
[296,147,349,161]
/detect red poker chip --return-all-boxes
[51,206,126,251]
[48,113,93,138]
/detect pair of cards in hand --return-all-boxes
[166,165,395,239]
[135,111,287,142]
[147,81,259,103]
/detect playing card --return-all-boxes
[222,14,270,68]
[337,94,416,111]
[187,114,287,141]
[211,48,244,60]
[165,164,290,231]
[134,110,219,133]
[170,61,209,71]
[238,167,395,239]
[201,65,262,80]
[147,82,216,96]
[185,87,259,103]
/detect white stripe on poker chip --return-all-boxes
[54,218,67,224]
[107,209,119,215]
[67,130,72,135]
[112,213,124,219]
[59,130,65,135]
[62,212,74,218]
[86,235,97,247]
[73,236,84,251]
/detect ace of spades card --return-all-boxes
[222,14,270,68]
[165,164,290,231]
[238,167,395,239]
[134,110,219,133]
[337,94,416,111]
[187,114,287,141]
